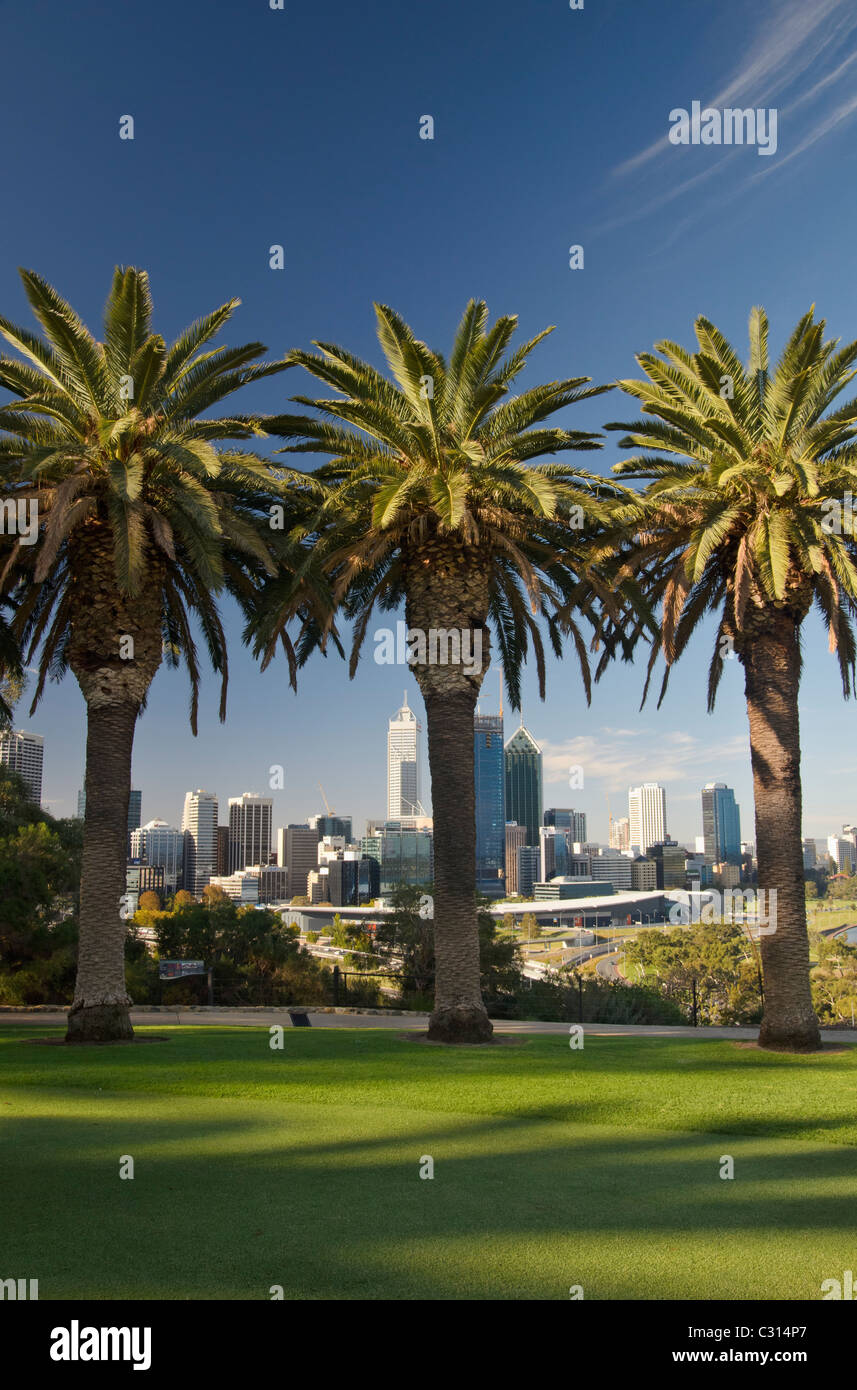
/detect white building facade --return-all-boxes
[387,693,422,818]
[0,729,43,804]
[181,790,219,896]
[628,783,667,854]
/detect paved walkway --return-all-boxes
[1,1007,856,1042]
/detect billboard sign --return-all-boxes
[158,960,206,980]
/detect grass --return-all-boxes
[2,1024,857,1300]
[808,903,857,934]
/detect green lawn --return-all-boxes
[2,1025,857,1300]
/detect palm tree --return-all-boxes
[250,300,619,1042]
[606,306,857,1051]
[0,267,291,1041]
[0,606,23,727]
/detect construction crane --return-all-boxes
[318,782,335,816]
[606,791,613,847]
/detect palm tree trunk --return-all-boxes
[742,613,820,1050]
[403,537,493,1043]
[65,699,138,1042]
[424,688,493,1043]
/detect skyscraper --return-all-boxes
[504,724,542,845]
[504,823,527,895]
[181,790,218,896]
[127,788,142,856]
[474,712,505,896]
[628,783,667,853]
[308,813,353,843]
[0,729,43,804]
[130,820,184,893]
[701,783,741,864]
[610,816,630,851]
[544,807,587,842]
[648,842,687,889]
[360,823,433,893]
[278,824,319,900]
[387,692,421,818]
[540,825,575,882]
[228,793,273,872]
[516,845,540,897]
[216,825,230,875]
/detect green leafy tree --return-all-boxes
[373,884,522,1005]
[0,768,82,1003]
[607,306,857,1050]
[0,654,25,730]
[0,267,290,1040]
[252,301,625,1041]
[520,912,539,941]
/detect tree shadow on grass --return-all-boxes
[3,1097,857,1300]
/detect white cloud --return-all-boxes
[540,728,748,788]
[605,0,857,235]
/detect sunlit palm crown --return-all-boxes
[0,268,291,725]
[255,300,622,705]
[606,307,857,706]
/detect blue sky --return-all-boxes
[4,0,857,844]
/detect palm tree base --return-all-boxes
[65,1002,135,1044]
[757,1017,821,1052]
[427,1004,494,1044]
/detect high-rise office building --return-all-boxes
[516,845,540,898]
[828,834,857,874]
[701,783,741,864]
[327,856,381,907]
[504,724,542,845]
[631,856,658,891]
[0,729,43,804]
[258,866,289,903]
[308,813,354,843]
[648,842,687,889]
[181,790,218,896]
[544,807,587,842]
[504,823,528,895]
[76,788,86,820]
[610,816,630,851]
[127,789,142,854]
[278,824,320,900]
[474,712,505,896]
[387,693,422,818]
[539,826,571,883]
[228,793,273,872]
[125,863,166,914]
[130,820,184,893]
[216,825,230,875]
[589,849,633,892]
[628,783,667,854]
[360,823,433,893]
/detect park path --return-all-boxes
[1,1007,856,1043]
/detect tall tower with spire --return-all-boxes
[387,692,421,818]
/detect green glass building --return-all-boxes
[504,725,543,845]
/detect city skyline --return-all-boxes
[15,670,854,850]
